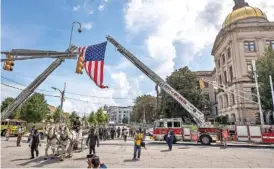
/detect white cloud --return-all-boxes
[82,22,93,30]
[124,0,274,78]
[110,71,142,105]
[73,5,80,11]
[104,0,108,3]
[97,4,105,11]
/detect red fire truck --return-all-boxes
[153,118,183,144]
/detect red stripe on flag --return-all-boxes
[94,61,98,83]
[100,61,104,85]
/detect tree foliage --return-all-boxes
[88,108,108,126]
[0,97,21,119]
[88,111,97,125]
[96,108,106,124]
[132,95,157,123]
[160,66,211,123]
[52,106,65,122]
[69,111,78,124]
[256,47,274,110]
[20,93,50,123]
[122,116,129,124]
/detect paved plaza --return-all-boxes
[1,137,274,168]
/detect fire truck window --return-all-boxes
[174,122,181,127]
[167,122,172,127]
[158,122,164,127]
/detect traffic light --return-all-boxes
[3,54,14,71]
[75,52,84,74]
[199,79,205,89]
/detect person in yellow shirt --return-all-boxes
[133,128,143,160]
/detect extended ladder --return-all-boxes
[106,35,206,126]
[1,46,78,119]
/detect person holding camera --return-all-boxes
[86,128,99,154]
[87,154,107,168]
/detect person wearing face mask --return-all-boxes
[86,128,99,154]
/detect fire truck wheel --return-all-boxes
[200,135,212,145]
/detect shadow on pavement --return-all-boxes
[160,150,170,152]
[31,157,62,167]
[3,145,18,148]
[15,157,45,166]
[123,159,138,162]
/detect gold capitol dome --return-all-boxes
[222,0,268,28]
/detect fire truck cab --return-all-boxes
[153,118,183,144]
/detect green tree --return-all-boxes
[122,116,129,124]
[1,97,14,112]
[1,97,21,119]
[132,95,157,123]
[96,108,106,124]
[20,93,50,123]
[69,111,78,124]
[104,113,109,123]
[88,111,97,125]
[52,106,65,122]
[160,66,211,123]
[256,47,274,111]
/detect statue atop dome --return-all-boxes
[233,0,249,10]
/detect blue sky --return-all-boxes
[1,0,273,115]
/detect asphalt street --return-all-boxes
[1,137,274,168]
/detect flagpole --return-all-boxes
[269,75,274,123]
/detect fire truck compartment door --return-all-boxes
[183,128,191,140]
[236,126,249,141]
[249,126,262,143]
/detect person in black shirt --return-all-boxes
[110,128,115,140]
[86,128,99,154]
[99,127,103,140]
[29,129,41,159]
[117,127,121,138]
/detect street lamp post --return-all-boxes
[52,82,66,124]
[69,21,82,49]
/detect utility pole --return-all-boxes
[269,75,274,123]
[52,82,66,124]
[252,60,264,125]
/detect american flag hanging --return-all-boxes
[78,42,108,88]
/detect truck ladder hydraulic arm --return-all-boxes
[1,46,78,119]
[106,35,205,126]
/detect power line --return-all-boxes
[1,82,118,105]
[1,76,134,100]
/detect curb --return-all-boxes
[100,141,274,149]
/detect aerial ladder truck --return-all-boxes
[106,35,219,145]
